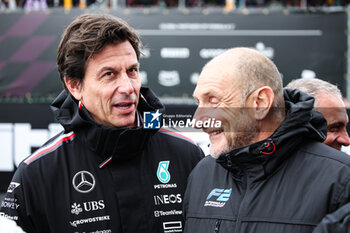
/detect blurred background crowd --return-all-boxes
[0,0,348,11]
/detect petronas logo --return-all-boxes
[157,161,171,183]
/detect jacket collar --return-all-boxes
[216,88,327,182]
[50,87,164,162]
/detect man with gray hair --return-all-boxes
[286,78,350,151]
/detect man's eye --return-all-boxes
[209,97,219,104]
[129,67,138,72]
[128,68,139,77]
[328,126,341,133]
[104,72,113,77]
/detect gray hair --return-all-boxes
[286,78,342,106]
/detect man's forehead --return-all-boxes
[192,80,206,98]
[193,77,220,98]
[314,93,348,123]
[316,92,345,108]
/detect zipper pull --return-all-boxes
[214,219,222,233]
[226,154,232,168]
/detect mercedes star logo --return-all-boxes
[72,171,96,193]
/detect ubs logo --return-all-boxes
[72,171,96,193]
[71,200,105,215]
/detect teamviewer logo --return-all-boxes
[143,110,162,129]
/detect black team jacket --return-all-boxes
[0,87,204,233]
[183,89,350,233]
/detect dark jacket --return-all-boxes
[183,89,350,233]
[312,202,350,233]
[0,87,204,233]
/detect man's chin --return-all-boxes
[111,117,137,128]
[209,144,230,159]
[209,153,221,159]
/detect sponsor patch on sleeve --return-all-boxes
[7,182,20,193]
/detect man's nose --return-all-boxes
[193,108,202,129]
[193,107,213,130]
[337,130,350,147]
[118,74,134,94]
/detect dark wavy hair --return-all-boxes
[57,13,141,91]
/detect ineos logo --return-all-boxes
[72,171,96,193]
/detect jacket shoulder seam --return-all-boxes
[23,131,75,165]
[158,128,196,145]
[298,148,350,167]
[333,175,350,208]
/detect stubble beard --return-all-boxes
[210,116,259,159]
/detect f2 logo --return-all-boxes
[206,188,232,202]
[157,161,171,183]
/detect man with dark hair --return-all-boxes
[183,47,350,233]
[0,13,203,233]
[286,78,350,151]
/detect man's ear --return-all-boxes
[64,77,82,101]
[246,86,274,120]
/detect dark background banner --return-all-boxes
[0,8,347,191]
[0,8,347,101]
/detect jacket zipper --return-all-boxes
[226,154,232,168]
[227,153,248,233]
[214,219,222,233]
[233,174,248,233]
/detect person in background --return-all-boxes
[0,13,203,233]
[183,47,350,233]
[286,79,350,233]
[286,78,350,151]
[0,216,25,233]
[23,0,47,10]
